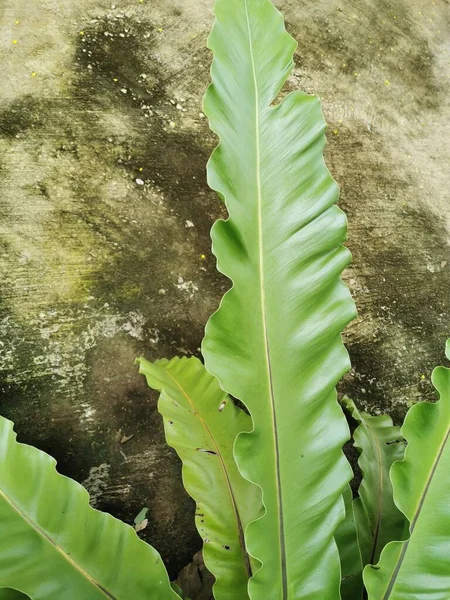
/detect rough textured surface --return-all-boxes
[0,0,449,583]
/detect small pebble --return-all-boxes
[135,178,145,186]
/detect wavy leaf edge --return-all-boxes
[137,355,263,600]
[201,0,356,597]
[363,355,450,598]
[0,416,179,600]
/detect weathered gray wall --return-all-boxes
[1,0,449,580]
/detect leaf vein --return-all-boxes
[243,1,288,597]
[381,424,450,599]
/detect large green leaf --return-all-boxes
[202,0,356,598]
[335,485,363,600]
[0,416,180,600]
[364,355,450,599]
[343,399,406,569]
[138,356,261,600]
[0,591,30,600]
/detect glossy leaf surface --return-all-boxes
[344,399,406,569]
[139,356,261,600]
[0,416,179,600]
[364,359,450,599]
[202,0,356,598]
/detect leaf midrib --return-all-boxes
[164,369,253,580]
[243,1,288,597]
[381,423,450,599]
[0,486,116,599]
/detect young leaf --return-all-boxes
[335,486,363,600]
[171,583,190,600]
[202,0,356,598]
[138,356,261,600]
[343,399,406,569]
[0,416,180,600]
[364,357,450,599]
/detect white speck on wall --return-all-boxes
[82,463,111,507]
[121,311,146,339]
[18,251,32,265]
[148,327,160,344]
[175,276,198,299]
[80,402,97,423]
[185,220,194,228]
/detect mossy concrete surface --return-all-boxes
[0,0,449,580]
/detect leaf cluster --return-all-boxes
[1,1,449,599]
